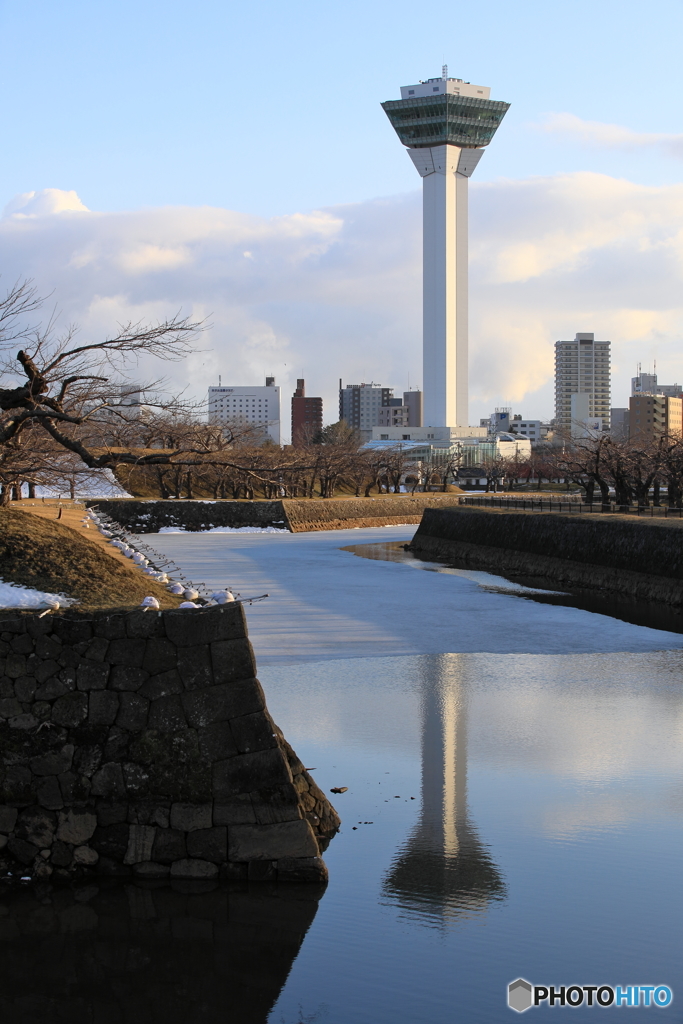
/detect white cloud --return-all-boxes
[2,174,683,429]
[534,112,683,159]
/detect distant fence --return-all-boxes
[459,496,683,518]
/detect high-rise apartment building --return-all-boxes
[339,382,393,434]
[382,71,509,428]
[291,379,323,445]
[629,394,682,440]
[554,333,611,436]
[208,376,281,444]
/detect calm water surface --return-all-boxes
[2,530,682,1023]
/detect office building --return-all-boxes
[629,394,682,440]
[610,408,629,441]
[554,333,611,436]
[382,70,509,428]
[631,370,682,398]
[208,376,281,444]
[377,390,424,429]
[339,381,394,439]
[403,390,423,427]
[291,379,323,445]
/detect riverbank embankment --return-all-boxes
[410,507,683,606]
[87,496,464,533]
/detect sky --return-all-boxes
[2,0,683,435]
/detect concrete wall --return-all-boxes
[0,604,339,883]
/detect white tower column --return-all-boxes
[408,145,484,429]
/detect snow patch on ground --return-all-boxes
[0,580,77,609]
[158,525,288,534]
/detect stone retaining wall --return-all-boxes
[411,507,683,605]
[89,495,464,534]
[0,604,339,883]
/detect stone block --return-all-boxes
[35,675,72,701]
[142,638,177,676]
[122,762,150,797]
[52,620,93,644]
[88,691,119,726]
[139,669,183,701]
[33,659,61,685]
[186,827,227,863]
[34,636,62,661]
[152,827,187,863]
[277,856,328,883]
[104,726,130,762]
[33,702,51,723]
[230,711,278,754]
[0,807,18,833]
[213,796,256,825]
[90,762,126,799]
[58,648,79,669]
[30,744,74,777]
[57,809,97,845]
[134,861,169,879]
[247,860,277,882]
[36,777,64,811]
[177,645,213,690]
[96,802,128,826]
[81,636,109,662]
[220,861,248,882]
[50,841,73,867]
[212,749,292,800]
[1,766,33,804]
[125,611,165,639]
[76,662,110,691]
[58,771,91,803]
[107,638,147,667]
[0,677,14,697]
[93,614,126,640]
[170,803,212,831]
[197,721,238,762]
[250,784,302,825]
[73,736,105,777]
[228,820,319,861]
[0,698,22,719]
[8,836,38,865]
[52,692,88,728]
[116,693,150,732]
[15,806,56,848]
[148,695,187,732]
[210,639,257,686]
[182,678,265,728]
[9,713,38,731]
[123,824,155,864]
[10,634,34,655]
[170,858,219,879]
[109,665,149,692]
[14,676,37,702]
[73,845,98,865]
[92,823,129,860]
[164,604,246,647]
[5,654,26,679]
[149,805,170,827]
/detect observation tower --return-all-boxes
[382,70,509,429]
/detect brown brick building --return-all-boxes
[291,379,323,445]
[629,394,683,440]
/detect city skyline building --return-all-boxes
[554,333,611,436]
[631,369,682,398]
[208,376,281,444]
[629,394,682,440]
[382,70,510,429]
[339,381,394,441]
[291,378,323,445]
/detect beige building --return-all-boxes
[555,333,611,435]
[629,395,682,440]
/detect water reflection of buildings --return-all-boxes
[0,882,324,1023]
[383,655,506,923]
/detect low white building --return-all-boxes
[370,425,487,443]
[208,376,281,444]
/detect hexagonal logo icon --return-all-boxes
[508,978,533,1013]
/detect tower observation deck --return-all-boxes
[382,75,509,429]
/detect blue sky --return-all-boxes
[2,0,683,429]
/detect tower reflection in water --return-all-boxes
[0,881,324,1024]
[383,654,506,923]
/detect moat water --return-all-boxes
[2,527,682,1022]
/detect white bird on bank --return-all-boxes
[211,590,235,604]
[183,588,199,601]
[167,582,184,595]
[178,601,199,609]
[140,596,160,610]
